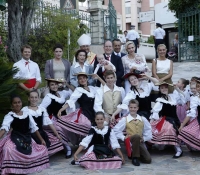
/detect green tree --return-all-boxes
[28,6,88,69]
[168,0,200,17]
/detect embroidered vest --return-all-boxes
[102,90,121,115]
[126,117,144,137]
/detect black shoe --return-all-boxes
[173,151,183,159]
[71,160,75,165]
[132,158,140,166]
[66,153,72,159]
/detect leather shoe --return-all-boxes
[71,160,75,165]
[132,157,140,166]
[173,151,183,159]
[66,153,72,159]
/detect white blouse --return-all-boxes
[0,111,38,133]
[80,126,120,150]
[118,82,151,110]
[150,93,180,120]
[186,95,200,119]
[113,114,152,142]
[65,86,98,112]
[22,106,52,126]
[40,90,72,109]
[173,89,190,105]
[156,59,171,74]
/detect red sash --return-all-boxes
[124,137,132,157]
[155,116,166,132]
[74,108,82,123]
[24,78,36,88]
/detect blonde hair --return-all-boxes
[125,41,135,51]
[157,44,167,52]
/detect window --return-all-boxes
[125,7,131,14]
[137,7,141,14]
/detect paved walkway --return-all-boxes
[32,62,200,175]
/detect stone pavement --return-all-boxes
[31,61,200,175]
[31,144,200,175]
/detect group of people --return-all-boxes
[0,32,199,175]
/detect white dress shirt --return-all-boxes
[153,27,166,39]
[113,114,152,142]
[13,58,41,82]
[0,111,38,133]
[94,84,125,113]
[126,30,140,40]
[186,95,200,119]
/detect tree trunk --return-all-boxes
[7,0,39,62]
[7,0,22,62]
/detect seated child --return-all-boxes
[94,54,116,74]
[71,111,124,170]
[113,99,152,166]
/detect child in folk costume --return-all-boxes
[150,82,186,158]
[71,111,124,170]
[94,70,125,126]
[57,73,105,140]
[113,99,152,166]
[0,95,49,175]
[178,80,200,150]
[40,78,72,158]
[174,78,190,123]
[111,72,158,121]
[22,90,63,156]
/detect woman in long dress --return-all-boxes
[71,111,124,170]
[57,73,105,138]
[40,78,72,158]
[0,95,49,175]
[22,90,63,156]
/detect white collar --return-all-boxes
[22,106,44,118]
[8,111,29,119]
[127,114,142,122]
[46,92,66,103]
[114,51,121,56]
[156,94,176,105]
[21,58,31,63]
[103,84,121,93]
[74,62,88,68]
[76,86,96,98]
[91,126,109,135]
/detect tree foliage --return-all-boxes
[168,0,200,17]
[27,6,89,70]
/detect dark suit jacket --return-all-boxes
[121,52,126,58]
[94,53,124,87]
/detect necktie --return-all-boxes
[117,53,120,57]
[106,56,110,61]
[25,61,30,71]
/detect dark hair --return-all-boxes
[124,30,127,33]
[112,38,121,43]
[28,90,39,97]
[191,76,198,81]
[180,78,189,88]
[103,70,115,78]
[104,40,112,46]
[21,44,32,53]
[128,99,139,107]
[53,43,63,51]
[75,49,87,62]
[10,94,22,104]
[47,81,58,95]
[95,111,105,118]
[78,74,88,88]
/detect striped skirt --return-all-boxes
[178,118,200,150]
[0,135,49,175]
[150,117,179,145]
[57,109,91,137]
[79,146,122,170]
[176,104,187,123]
[43,127,64,156]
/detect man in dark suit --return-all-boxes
[94,40,124,87]
[112,38,126,58]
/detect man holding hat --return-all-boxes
[126,25,140,53]
[153,23,166,58]
[73,34,96,66]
